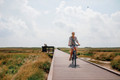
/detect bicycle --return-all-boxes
[69,45,79,67]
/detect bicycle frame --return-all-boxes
[70,45,78,67]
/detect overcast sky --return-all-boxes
[0,0,120,47]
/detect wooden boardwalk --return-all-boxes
[50,49,120,80]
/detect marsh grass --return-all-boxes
[0,48,51,80]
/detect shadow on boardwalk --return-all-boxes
[68,63,80,68]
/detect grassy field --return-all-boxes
[58,47,120,71]
[0,48,52,80]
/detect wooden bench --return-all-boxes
[42,46,54,54]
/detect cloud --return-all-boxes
[54,1,120,47]
[56,1,66,14]
[111,11,120,23]
[0,0,4,4]
[0,0,41,47]
[0,0,120,47]
[43,11,49,14]
[0,0,40,29]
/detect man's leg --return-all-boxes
[69,48,73,60]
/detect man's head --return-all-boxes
[72,32,75,36]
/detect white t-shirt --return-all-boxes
[69,36,78,46]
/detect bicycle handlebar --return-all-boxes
[68,44,80,47]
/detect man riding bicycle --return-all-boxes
[68,32,80,61]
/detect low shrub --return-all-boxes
[57,48,60,50]
[47,54,53,59]
[39,61,51,73]
[111,56,120,71]
[84,53,93,56]
[105,53,115,61]
[93,52,115,61]
[77,53,80,55]
[115,53,120,56]
[0,68,6,79]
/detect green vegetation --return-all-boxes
[0,48,52,80]
[59,48,70,54]
[28,70,45,80]
[63,50,70,54]
[84,53,93,56]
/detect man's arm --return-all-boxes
[77,42,80,46]
[76,37,80,46]
[68,37,71,46]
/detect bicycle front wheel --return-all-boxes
[74,53,76,67]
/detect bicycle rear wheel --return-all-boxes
[72,54,74,64]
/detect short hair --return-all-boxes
[72,32,75,34]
